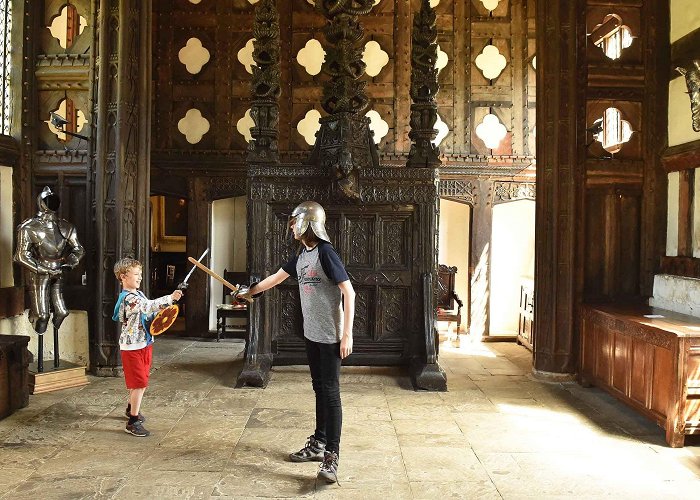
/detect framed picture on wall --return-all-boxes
[151,195,187,252]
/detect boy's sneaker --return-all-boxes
[125,408,145,422]
[125,421,150,437]
[289,435,326,462]
[317,451,340,484]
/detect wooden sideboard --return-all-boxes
[581,304,700,447]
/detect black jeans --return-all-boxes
[305,338,342,455]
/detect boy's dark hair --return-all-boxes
[297,225,319,254]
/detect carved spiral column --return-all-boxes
[407,0,442,168]
[247,0,280,165]
[310,0,379,199]
[89,0,151,375]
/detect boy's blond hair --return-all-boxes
[114,257,142,282]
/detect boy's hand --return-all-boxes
[171,290,184,302]
[340,334,353,359]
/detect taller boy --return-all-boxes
[236,201,355,484]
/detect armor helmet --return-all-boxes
[38,186,60,212]
[291,201,330,243]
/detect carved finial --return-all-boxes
[407,0,442,168]
[248,0,281,164]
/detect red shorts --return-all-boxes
[121,345,153,389]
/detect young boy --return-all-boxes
[113,257,183,437]
[235,201,355,484]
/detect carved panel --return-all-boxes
[277,286,302,342]
[379,216,410,268]
[346,216,373,268]
[439,179,477,204]
[378,287,408,341]
[353,287,372,340]
[492,181,535,204]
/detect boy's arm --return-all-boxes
[124,292,174,317]
[338,280,355,359]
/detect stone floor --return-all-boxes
[1,336,700,499]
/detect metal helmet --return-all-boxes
[291,201,330,243]
[37,186,60,213]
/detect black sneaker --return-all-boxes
[317,451,339,484]
[289,435,326,462]
[125,420,150,437]
[125,408,145,423]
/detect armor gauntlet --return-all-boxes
[231,282,263,304]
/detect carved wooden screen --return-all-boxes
[151,0,535,161]
[269,205,415,360]
[582,0,666,301]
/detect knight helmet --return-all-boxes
[291,201,330,243]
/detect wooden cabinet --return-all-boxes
[581,304,700,447]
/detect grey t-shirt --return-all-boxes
[282,241,349,344]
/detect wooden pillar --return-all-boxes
[185,177,210,336]
[89,0,152,375]
[469,179,492,339]
[532,0,585,375]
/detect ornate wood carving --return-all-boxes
[89,0,151,375]
[533,0,585,374]
[492,181,536,204]
[407,0,441,168]
[248,0,280,165]
[308,0,379,200]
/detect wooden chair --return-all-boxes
[436,265,463,333]
[216,270,248,342]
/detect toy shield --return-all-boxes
[150,304,179,336]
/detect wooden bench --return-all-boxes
[581,304,700,447]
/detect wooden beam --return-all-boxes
[662,139,700,173]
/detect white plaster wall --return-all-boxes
[671,0,700,42]
[668,77,700,147]
[649,274,700,318]
[0,166,14,287]
[0,310,90,367]
[208,196,247,330]
[667,171,680,257]
[490,200,536,336]
[438,199,470,332]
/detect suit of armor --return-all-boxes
[14,187,85,334]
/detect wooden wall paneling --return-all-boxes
[677,167,694,257]
[153,0,173,149]
[511,0,526,156]
[584,190,605,300]
[184,177,210,336]
[278,1,292,153]
[640,0,669,296]
[393,0,411,154]
[453,0,467,155]
[618,189,641,296]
